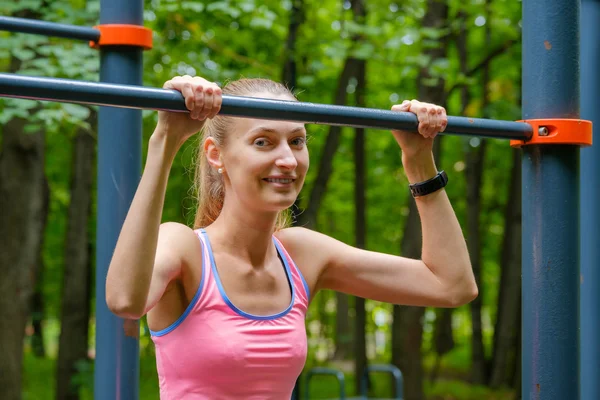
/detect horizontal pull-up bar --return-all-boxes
[0,73,533,140]
[0,16,99,42]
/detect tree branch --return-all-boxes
[447,37,519,97]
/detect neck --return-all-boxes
[204,197,281,268]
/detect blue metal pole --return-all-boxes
[94,0,143,399]
[0,16,99,41]
[522,0,581,398]
[0,74,533,140]
[580,0,600,398]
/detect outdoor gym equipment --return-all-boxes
[0,0,598,398]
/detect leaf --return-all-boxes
[12,48,36,61]
[207,2,241,18]
[351,43,375,60]
[249,17,273,30]
[23,123,43,134]
[298,75,316,87]
[182,2,204,12]
[62,103,91,121]
[238,0,255,13]
[323,43,347,60]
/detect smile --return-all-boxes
[263,178,295,184]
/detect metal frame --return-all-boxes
[0,0,597,398]
[0,73,532,140]
[580,0,600,398]
[94,1,143,399]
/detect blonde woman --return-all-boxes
[106,75,477,399]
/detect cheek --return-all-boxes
[298,151,310,172]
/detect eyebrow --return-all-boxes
[247,126,306,136]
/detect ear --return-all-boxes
[203,137,223,170]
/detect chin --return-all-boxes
[264,194,297,212]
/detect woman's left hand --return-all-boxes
[391,100,447,159]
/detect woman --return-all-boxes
[106,75,477,399]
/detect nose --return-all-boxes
[275,144,298,170]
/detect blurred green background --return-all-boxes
[1,0,523,399]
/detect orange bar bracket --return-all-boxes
[510,119,593,148]
[89,24,153,50]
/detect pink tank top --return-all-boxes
[150,229,310,399]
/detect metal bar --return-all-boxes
[521,0,581,398]
[580,0,600,398]
[0,73,533,140]
[0,16,99,42]
[93,1,143,400]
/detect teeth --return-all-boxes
[265,178,293,183]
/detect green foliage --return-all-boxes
[5,0,524,397]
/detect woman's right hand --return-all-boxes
[155,75,223,146]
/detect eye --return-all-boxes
[291,137,306,147]
[254,138,270,147]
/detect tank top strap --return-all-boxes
[272,236,311,307]
[191,228,221,312]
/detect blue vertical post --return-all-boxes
[580,0,600,398]
[522,0,581,398]
[94,0,144,399]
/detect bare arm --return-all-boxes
[105,76,222,319]
[105,134,184,319]
[278,100,476,307]
[279,191,476,308]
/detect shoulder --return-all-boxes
[274,227,345,292]
[274,226,349,255]
[274,226,330,255]
[158,221,199,247]
[156,222,203,271]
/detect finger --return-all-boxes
[210,86,223,119]
[439,107,448,133]
[201,86,214,119]
[427,107,439,138]
[417,105,431,137]
[431,107,444,137]
[181,81,195,113]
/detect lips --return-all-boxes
[263,177,295,184]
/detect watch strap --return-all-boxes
[409,170,448,197]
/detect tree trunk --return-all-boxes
[430,308,454,383]
[56,114,96,400]
[296,57,363,228]
[281,0,306,227]
[391,141,441,400]
[281,0,304,89]
[392,1,448,398]
[466,140,487,384]
[0,117,47,400]
[489,150,522,389]
[30,180,50,358]
[333,293,352,359]
[353,22,367,391]
[470,0,495,384]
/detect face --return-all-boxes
[218,95,309,213]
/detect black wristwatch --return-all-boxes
[409,170,448,198]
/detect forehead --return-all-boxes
[230,92,306,137]
[233,117,306,137]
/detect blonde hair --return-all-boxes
[193,78,298,230]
